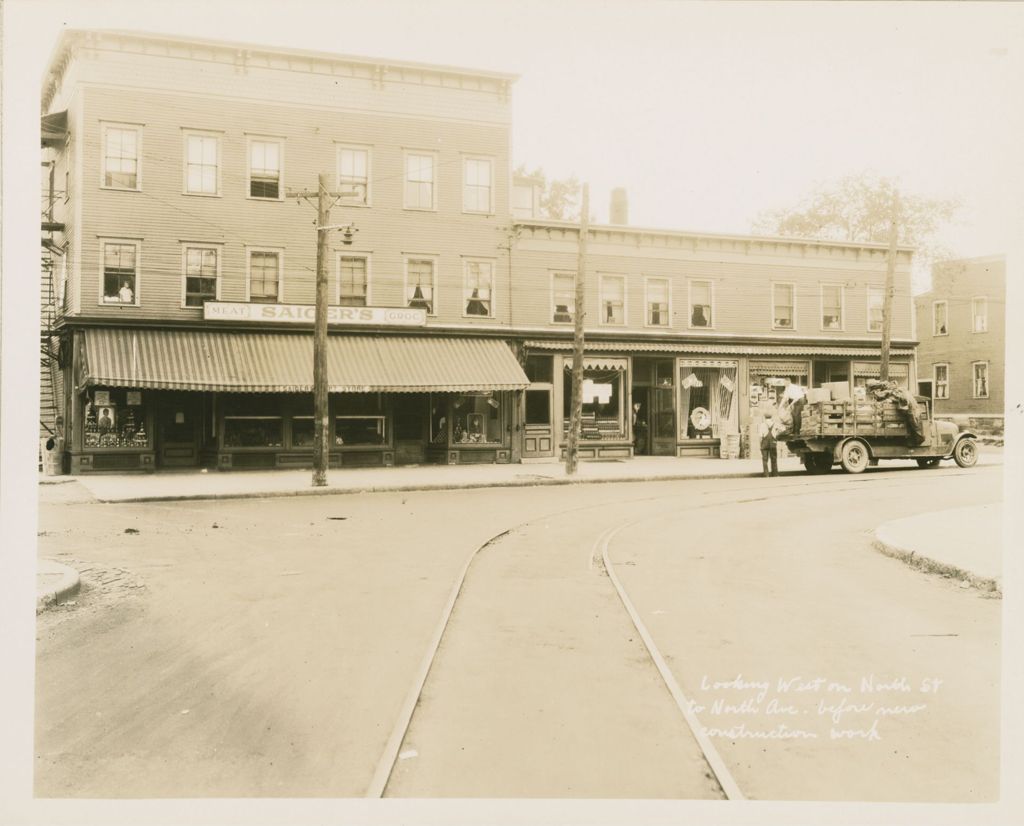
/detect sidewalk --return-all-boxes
[873,503,1002,593]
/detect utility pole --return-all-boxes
[879,189,899,383]
[566,183,589,476]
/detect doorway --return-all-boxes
[631,358,676,456]
[157,392,202,467]
[393,393,430,465]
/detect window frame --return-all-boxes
[182,129,222,197]
[100,122,143,192]
[645,276,672,328]
[599,273,627,326]
[866,285,885,333]
[336,252,371,307]
[180,242,222,309]
[246,135,285,201]
[972,296,988,333]
[820,283,846,332]
[551,271,576,325]
[246,247,285,303]
[972,361,990,399]
[462,257,496,319]
[336,143,372,207]
[933,363,950,400]
[98,238,142,307]
[403,150,438,211]
[932,300,949,336]
[771,281,797,331]
[687,279,714,329]
[404,255,439,316]
[462,154,495,215]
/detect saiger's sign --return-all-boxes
[203,302,426,326]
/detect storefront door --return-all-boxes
[157,392,201,467]
[393,393,429,465]
[650,385,676,455]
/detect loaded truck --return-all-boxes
[780,395,979,474]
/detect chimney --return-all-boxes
[609,187,628,225]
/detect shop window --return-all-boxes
[867,286,884,332]
[932,300,948,335]
[249,139,282,199]
[772,283,794,330]
[183,246,218,307]
[822,285,844,330]
[224,417,284,448]
[689,280,713,328]
[646,278,670,326]
[406,258,436,313]
[405,152,436,210]
[526,390,551,425]
[337,145,369,205]
[83,389,149,448]
[525,354,553,383]
[600,274,625,325]
[552,272,575,323]
[562,369,624,439]
[463,259,494,317]
[102,124,140,189]
[184,133,219,195]
[249,250,281,303]
[339,256,368,306]
[973,362,989,399]
[679,364,738,439]
[463,157,493,213]
[102,241,138,304]
[334,393,386,446]
[430,399,448,444]
[452,393,503,445]
[934,364,949,399]
[972,297,988,332]
[291,416,315,448]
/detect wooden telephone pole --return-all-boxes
[566,183,589,476]
[879,190,899,383]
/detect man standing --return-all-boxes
[759,415,779,477]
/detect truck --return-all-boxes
[780,396,979,474]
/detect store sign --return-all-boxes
[203,302,426,327]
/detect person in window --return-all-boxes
[98,408,114,431]
[691,304,708,327]
[118,281,134,303]
[759,414,779,477]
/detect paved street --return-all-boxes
[35,464,1001,800]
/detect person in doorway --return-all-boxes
[631,402,648,454]
[759,415,779,477]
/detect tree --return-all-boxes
[514,165,582,221]
[751,173,961,285]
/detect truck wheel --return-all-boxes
[916,458,941,468]
[840,440,870,474]
[804,453,832,474]
[953,438,978,468]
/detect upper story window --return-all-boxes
[102,124,141,190]
[821,284,844,330]
[772,282,795,330]
[973,362,989,398]
[406,258,436,314]
[867,286,884,333]
[248,250,282,302]
[552,272,575,324]
[183,246,219,307]
[463,259,494,317]
[600,274,625,325]
[338,255,368,306]
[101,241,139,305]
[646,277,670,327]
[184,133,219,195]
[689,280,713,328]
[463,157,493,213]
[934,364,949,399]
[337,145,370,205]
[405,152,436,210]
[932,300,948,336]
[972,297,988,332]
[249,139,282,200]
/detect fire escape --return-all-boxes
[41,110,68,440]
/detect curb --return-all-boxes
[37,560,82,614]
[871,529,1001,596]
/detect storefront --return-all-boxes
[65,328,528,473]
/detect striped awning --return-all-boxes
[526,339,916,357]
[80,329,529,393]
[748,361,811,377]
[562,356,628,371]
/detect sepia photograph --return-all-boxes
[2,1,1022,824]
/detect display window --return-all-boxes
[678,363,738,439]
[334,393,387,446]
[451,393,503,445]
[83,388,150,448]
[563,369,625,439]
[291,416,315,447]
[222,393,284,448]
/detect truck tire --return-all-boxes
[916,457,941,468]
[840,440,870,474]
[953,438,978,468]
[803,453,832,474]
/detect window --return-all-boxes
[452,393,503,445]
[552,272,575,323]
[337,145,370,205]
[101,241,139,305]
[973,362,989,399]
[338,256,368,306]
[600,274,625,325]
[83,389,150,449]
[525,355,553,427]
[646,277,670,326]
[406,258,436,314]
[772,283,795,330]
[184,133,219,195]
[821,285,844,330]
[463,259,494,317]
[689,280,713,328]
[463,157,493,213]
[335,393,386,446]
[866,286,884,332]
[679,362,739,438]
[933,300,948,335]
[562,368,625,439]
[248,250,282,302]
[183,246,219,307]
[934,364,949,400]
[972,297,988,333]
[249,139,282,199]
[222,394,283,447]
[404,152,436,209]
[102,124,140,189]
